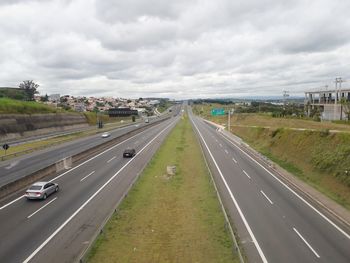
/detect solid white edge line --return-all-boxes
[22,120,175,263]
[191,117,268,263]
[232,157,238,163]
[293,227,320,258]
[260,190,273,205]
[27,197,58,219]
[218,131,350,240]
[80,171,95,182]
[107,156,116,163]
[0,123,161,210]
[243,170,251,179]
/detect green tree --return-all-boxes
[340,98,350,121]
[19,80,39,101]
[40,94,49,102]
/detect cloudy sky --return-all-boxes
[1,0,350,99]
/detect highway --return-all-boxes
[0,114,179,263]
[0,113,171,188]
[189,110,350,263]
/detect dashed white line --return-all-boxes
[218,131,350,240]
[215,139,218,142]
[293,228,320,258]
[22,120,175,263]
[80,171,95,182]
[191,119,268,263]
[224,149,229,154]
[107,156,116,163]
[219,143,223,147]
[232,157,238,163]
[260,190,274,205]
[243,170,251,179]
[27,197,57,219]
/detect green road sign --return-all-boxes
[211,108,225,116]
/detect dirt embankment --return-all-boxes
[0,113,88,141]
[231,125,350,209]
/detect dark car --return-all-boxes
[123,148,136,158]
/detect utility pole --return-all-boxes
[283,90,289,110]
[334,77,344,120]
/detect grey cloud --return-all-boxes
[0,0,350,99]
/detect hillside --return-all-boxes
[193,105,350,209]
[0,98,61,114]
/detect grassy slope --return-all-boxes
[0,98,61,114]
[87,116,238,263]
[193,104,350,209]
[193,103,350,132]
[232,126,350,209]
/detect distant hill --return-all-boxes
[0,87,27,100]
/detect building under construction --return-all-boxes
[305,79,350,120]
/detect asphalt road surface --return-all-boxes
[189,110,350,263]
[0,112,174,188]
[0,115,179,263]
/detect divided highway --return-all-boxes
[189,111,350,263]
[0,115,179,263]
[0,114,171,187]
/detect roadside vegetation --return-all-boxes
[156,98,174,113]
[87,116,239,263]
[0,98,61,114]
[193,103,350,209]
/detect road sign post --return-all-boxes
[2,143,10,157]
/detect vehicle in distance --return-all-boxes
[123,148,136,157]
[144,118,149,123]
[101,132,110,138]
[25,182,59,200]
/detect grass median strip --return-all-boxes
[87,115,239,263]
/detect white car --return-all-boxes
[25,182,59,200]
[101,132,110,138]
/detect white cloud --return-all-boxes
[0,0,350,99]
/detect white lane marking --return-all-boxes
[224,149,229,154]
[80,171,95,182]
[107,156,116,163]
[27,197,57,219]
[293,228,320,258]
[243,170,251,179]
[260,190,273,205]
[219,132,350,240]
[219,143,223,147]
[0,195,25,210]
[22,120,176,263]
[232,157,238,163]
[0,122,162,210]
[215,139,218,142]
[191,118,268,263]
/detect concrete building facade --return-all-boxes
[305,87,350,120]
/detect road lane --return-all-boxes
[0,115,179,263]
[190,113,350,263]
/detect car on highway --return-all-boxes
[144,118,149,123]
[25,181,59,200]
[101,132,110,138]
[123,148,136,158]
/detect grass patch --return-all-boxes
[87,116,239,263]
[230,126,350,210]
[0,98,62,114]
